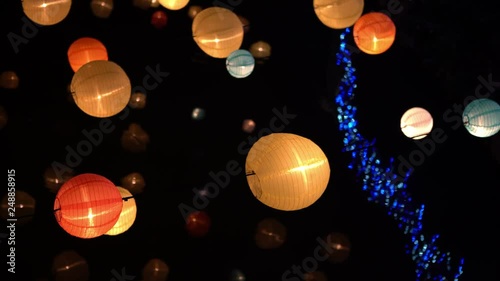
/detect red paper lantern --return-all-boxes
[151,10,167,29]
[186,211,211,237]
[54,173,123,239]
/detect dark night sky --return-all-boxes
[1,0,500,281]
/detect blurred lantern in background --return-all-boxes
[226,49,255,78]
[52,250,89,281]
[105,187,137,236]
[323,232,351,263]
[90,0,113,19]
[121,172,146,194]
[192,7,244,58]
[187,5,202,19]
[151,0,160,8]
[242,119,256,133]
[463,98,500,138]
[186,210,211,237]
[71,60,131,118]
[1,190,36,225]
[192,107,205,120]
[353,12,396,55]
[133,0,154,9]
[143,258,169,281]
[151,10,168,29]
[121,123,150,153]
[304,271,328,281]
[67,37,108,72]
[255,218,286,249]
[129,91,147,109]
[0,71,19,89]
[0,105,7,129]
[230,269,246,281]
[43,166,75,193]
[159,0,189,10]
[400,107,433,140]
[22,0,72,26]
[54,173,123,239]
[238,15,250,33]
[245,133,331,211]
[249,41,271,63]
[313,0,364,29]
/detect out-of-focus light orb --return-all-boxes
[400,107,433,140]
[185,210,211,237]
[1,190,36,225]
[44,166,75,193]
[151,0,160,8]
[90,0,113,19]
[151,10,168,29]
[249,41,271,63]
[129,91,147,109]
[0,106,8,129]
[463,98,500,138]
[242,119,256,133]
[230,269,246,281]
[226,49,255,78]
[324,232,351,263]
[187,5,202,19]
[121,123,150,153]
[255,217,287,249]
[121,172,146,195]
[192,107,205,120]
[159,0,189,10]
[0,71,20,89]
[22,0,72,26]
[52,250,89,281]
[142,258,169,281]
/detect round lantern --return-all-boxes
[400,107,433,140]
[242,119,256,133]
[54,173,123,239]
[129,91,147,109]
[192,7,244,58]
[159,0,189,10]
[67,37,108,72]
[70,60,131,118]
[353,12,396,55]
[151,10,168,29]
[226,49,255,78]
[90,0,113,19]
[0,71,19,89]
[313,0,364,29]
[1,190,36,225]
[255,218,287,249]
[52,250,89,281]
[187,5,202,19]
[463,98,500,138]
[192,107,205,120]
[143,259,169,281]
[185,210,211,237]
[121,172,146,194]
[121,123,150,153]
[245,133,331,211]
[249,41,271,60]
[105,187,137,236]
[324,232,351,263]
[22,0,72,26]
[230,269,246,281]
[44,166,75,193]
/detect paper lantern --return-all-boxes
[255,218,286,249]
[324,232,351,263]
[192,107,205,120]
[90,0,113,18]
[185,210,211,237]
[121,123,150,152]
[22,0,72,26]
[159,0,189,10]
[1,190,36,225]
[70,60,131,118]
[313,0,364,29]
[192,7,244,58]
[67,37,108,72]
[463,98,500,138]
[400,107,433,140]
[242,119,256,133]
[106,187,137,236]
[143,259,169,281]
[0,71,19,89]
[44,166,75,193]
[353,12,396,55]
[226,49,255,78]
[133,0,154,10]
[52,250,89,281]
[187,5,202,19]
[249,41,271,60]
[129,91,147,109]
[151,10,168,29]
[121,172,146,194]
[54,173,123,239]
[245,133,331,211]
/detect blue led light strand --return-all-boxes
[334,28,464,280]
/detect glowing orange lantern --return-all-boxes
[186,210,211,237]
[151,10,168,29]
[54,173,123,239]
[67,37,108,72]
[353,12,396,55]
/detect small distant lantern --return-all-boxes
[90,0,113,19]
[121,123,150,153]
[67,37,108,72]
[187,5,202,19]
[151,10,168,29]
[226,49,255,78]
[400,107,433,140]
[185,210,211,237]
[142,259,169,281]
[255,218,287,249]
[1,190,36,225]
[43,166,75,193]
[242,119,256,133]
[353,12,396,55]
[249,41,271,60]
[463,98,500,138]
[192,107,205,120]
[129,91,147,109]
[324,232,351,263]
[22,0,72,26]
[121,172,146,195]
[0,71,20,89]
[313,0,364,29]
[52,250,89,281]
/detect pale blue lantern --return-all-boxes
[463,98,500,138]
[226,49,255,78]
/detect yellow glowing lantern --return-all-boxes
[159,0,189,10]
[245,133,331,211]
[313,0,364,29]
[67,37,108,72]
[106,187,137,236]
[400,107,433,140]
[70,60,131,118]
[22,0,72,26]
[192,7,244,58]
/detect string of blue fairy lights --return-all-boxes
[334,28,465,280]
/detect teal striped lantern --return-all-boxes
[463,98,500,138]
[226,49,255,78]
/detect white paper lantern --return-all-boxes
[400,107,433,139]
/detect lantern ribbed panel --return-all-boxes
[226,50,255,78]
[400,107,433,140]
[245,133,330,211]
[106,187,137,236]
[313,0,364,29]
[22,0,72,26]
[54,173,123,239]
[192,7,244,58]
[70,60,131,118]
[463,98,500,138]
[68,37,108,72]
[353,12,396,55]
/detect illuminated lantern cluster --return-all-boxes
[22,0,72,26]
[353,12,396,55]
[400,107,433,140]
[313,0,364,29]
[245,133,331,211]
[54,173,123,239]
[463,98,500,137]
[105,187,137,236]
[226,49,255,78]
[67,37,108,72]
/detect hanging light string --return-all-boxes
[333,27,464,281]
